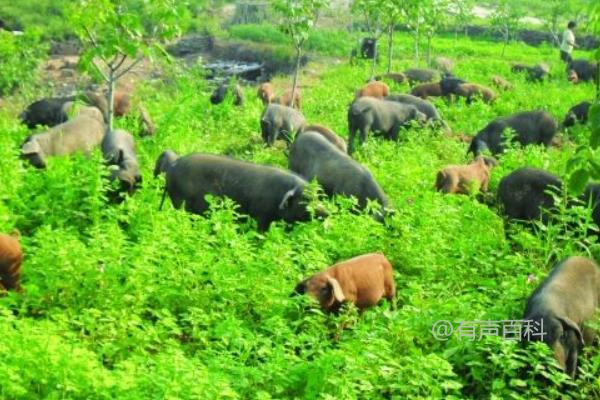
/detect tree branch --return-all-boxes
[115,57,142,79]
[84,27,110,66]
[91,60,109,82]
[113,53,128,73]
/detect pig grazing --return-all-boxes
[410,82,443,99]
[257,83,275,105]
[298,124,347,153]
[355,81,390,99]
[435,156,497,195]
[20,96,76,128]
[138,104,156,136]
[210,82,244,106]
[293,253,395,312]
[491,75,513,91]
[467,111,558,156]
[567,59,598,83]
[374,73,406,84]
[101,129,142,197]
[154,151,313,231]
[384,93,449,131]
[511,63,550,82]
[523,256,600,378]
[453,83,496,104]
[0,231,23,293]
[439,75,467,97]
[289,131,389,217]
[260,104,306,146]
[562,101,591,128]
[404,68,440,84]
[497,167,562,222]
[347,97,427,154]
[21,106,106,169]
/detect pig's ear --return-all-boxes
[278,187,299,210]
[557,316,584,346]
[327,277,345,303]
[21,138,42,155]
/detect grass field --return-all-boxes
[1,25,599,399]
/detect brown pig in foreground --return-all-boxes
[293,253,395,312]
[436,156,497,194]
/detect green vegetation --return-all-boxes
[1,5,600,400]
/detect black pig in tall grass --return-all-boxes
[347,97,427,154]
[102,129,142,197]
[289,131,389,219]
[497,167,562,222]
[523,256,600,378]
[154,151,314,231]
[562,101,591,128]
[260,104,306,146]
[468,111,558,156]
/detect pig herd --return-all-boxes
[2,54,599,381]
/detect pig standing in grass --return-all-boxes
[467,111,558,156]
[20,106,106,169]
[101,129,142,197]
[355,81,390,99]
[154,151,314,231]
[436,156,497,195]
[347,97,428,154]
[293,253,395,312]
[523,256,600,378]
[289,131,389,219]
[260,104,306,146]
[497,167,562,222]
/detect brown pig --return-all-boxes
[257,83,276,105]
[0,231,23,293]
[454,83,496,104]
[436,156,497,194]
[355,81,390,100]
[293,253,395,312]
[410,82,443,99]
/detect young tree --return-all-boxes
[490,0,524,57]
[380,0,403,74]
[401,0,424,64]
[421,0,449,67]
[351,0,386,77]
[274,0,328,107]
[450,0,474,39]
[69,0,185,132]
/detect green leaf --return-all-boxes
[568,168,590,195]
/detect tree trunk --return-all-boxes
[414,21,420,64]
[426,34,432,67]
[291,46,302,108]
[107,69,115,133]
[501,26,508,57]
[387,23,393,74]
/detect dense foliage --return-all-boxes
[1,18,600,400]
